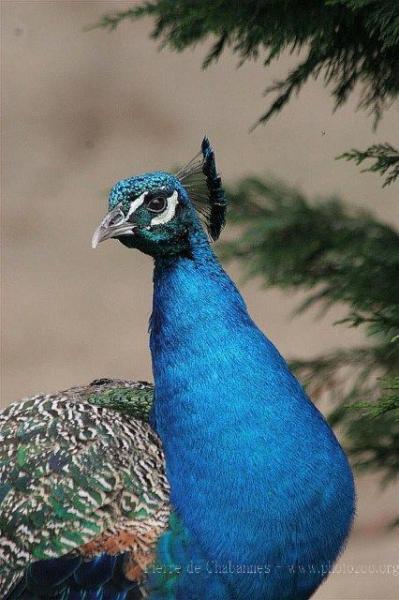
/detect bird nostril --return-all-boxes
[108,210,125,227]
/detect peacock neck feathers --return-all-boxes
[149,225,354,598]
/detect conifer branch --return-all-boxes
[94,0,399,126]
[338,143,399,187]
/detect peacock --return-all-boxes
[0,138,355,600]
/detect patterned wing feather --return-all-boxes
[0,379,170,597]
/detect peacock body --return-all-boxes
[0,380,168,599]
[0,139,355,599]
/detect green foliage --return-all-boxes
[221,177,399,339]
[338,376,399,488]
[350,377,399,419]
[220,177,399,483]
[96,0,399,126]
[338,143,399,187]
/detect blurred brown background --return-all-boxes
[2,2,398,598]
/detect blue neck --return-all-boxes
[149,227,353,596]
[150,228,261,433]
[150,229,295,552]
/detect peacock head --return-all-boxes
[92,137,227,258]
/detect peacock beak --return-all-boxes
[91,204,136,248]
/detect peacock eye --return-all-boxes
[146,196,167,214]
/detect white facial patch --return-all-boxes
[126,191,147,219]
[150,190,179,226]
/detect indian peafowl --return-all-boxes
[0,138,355,600]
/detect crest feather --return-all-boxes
[177,137,227,241]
